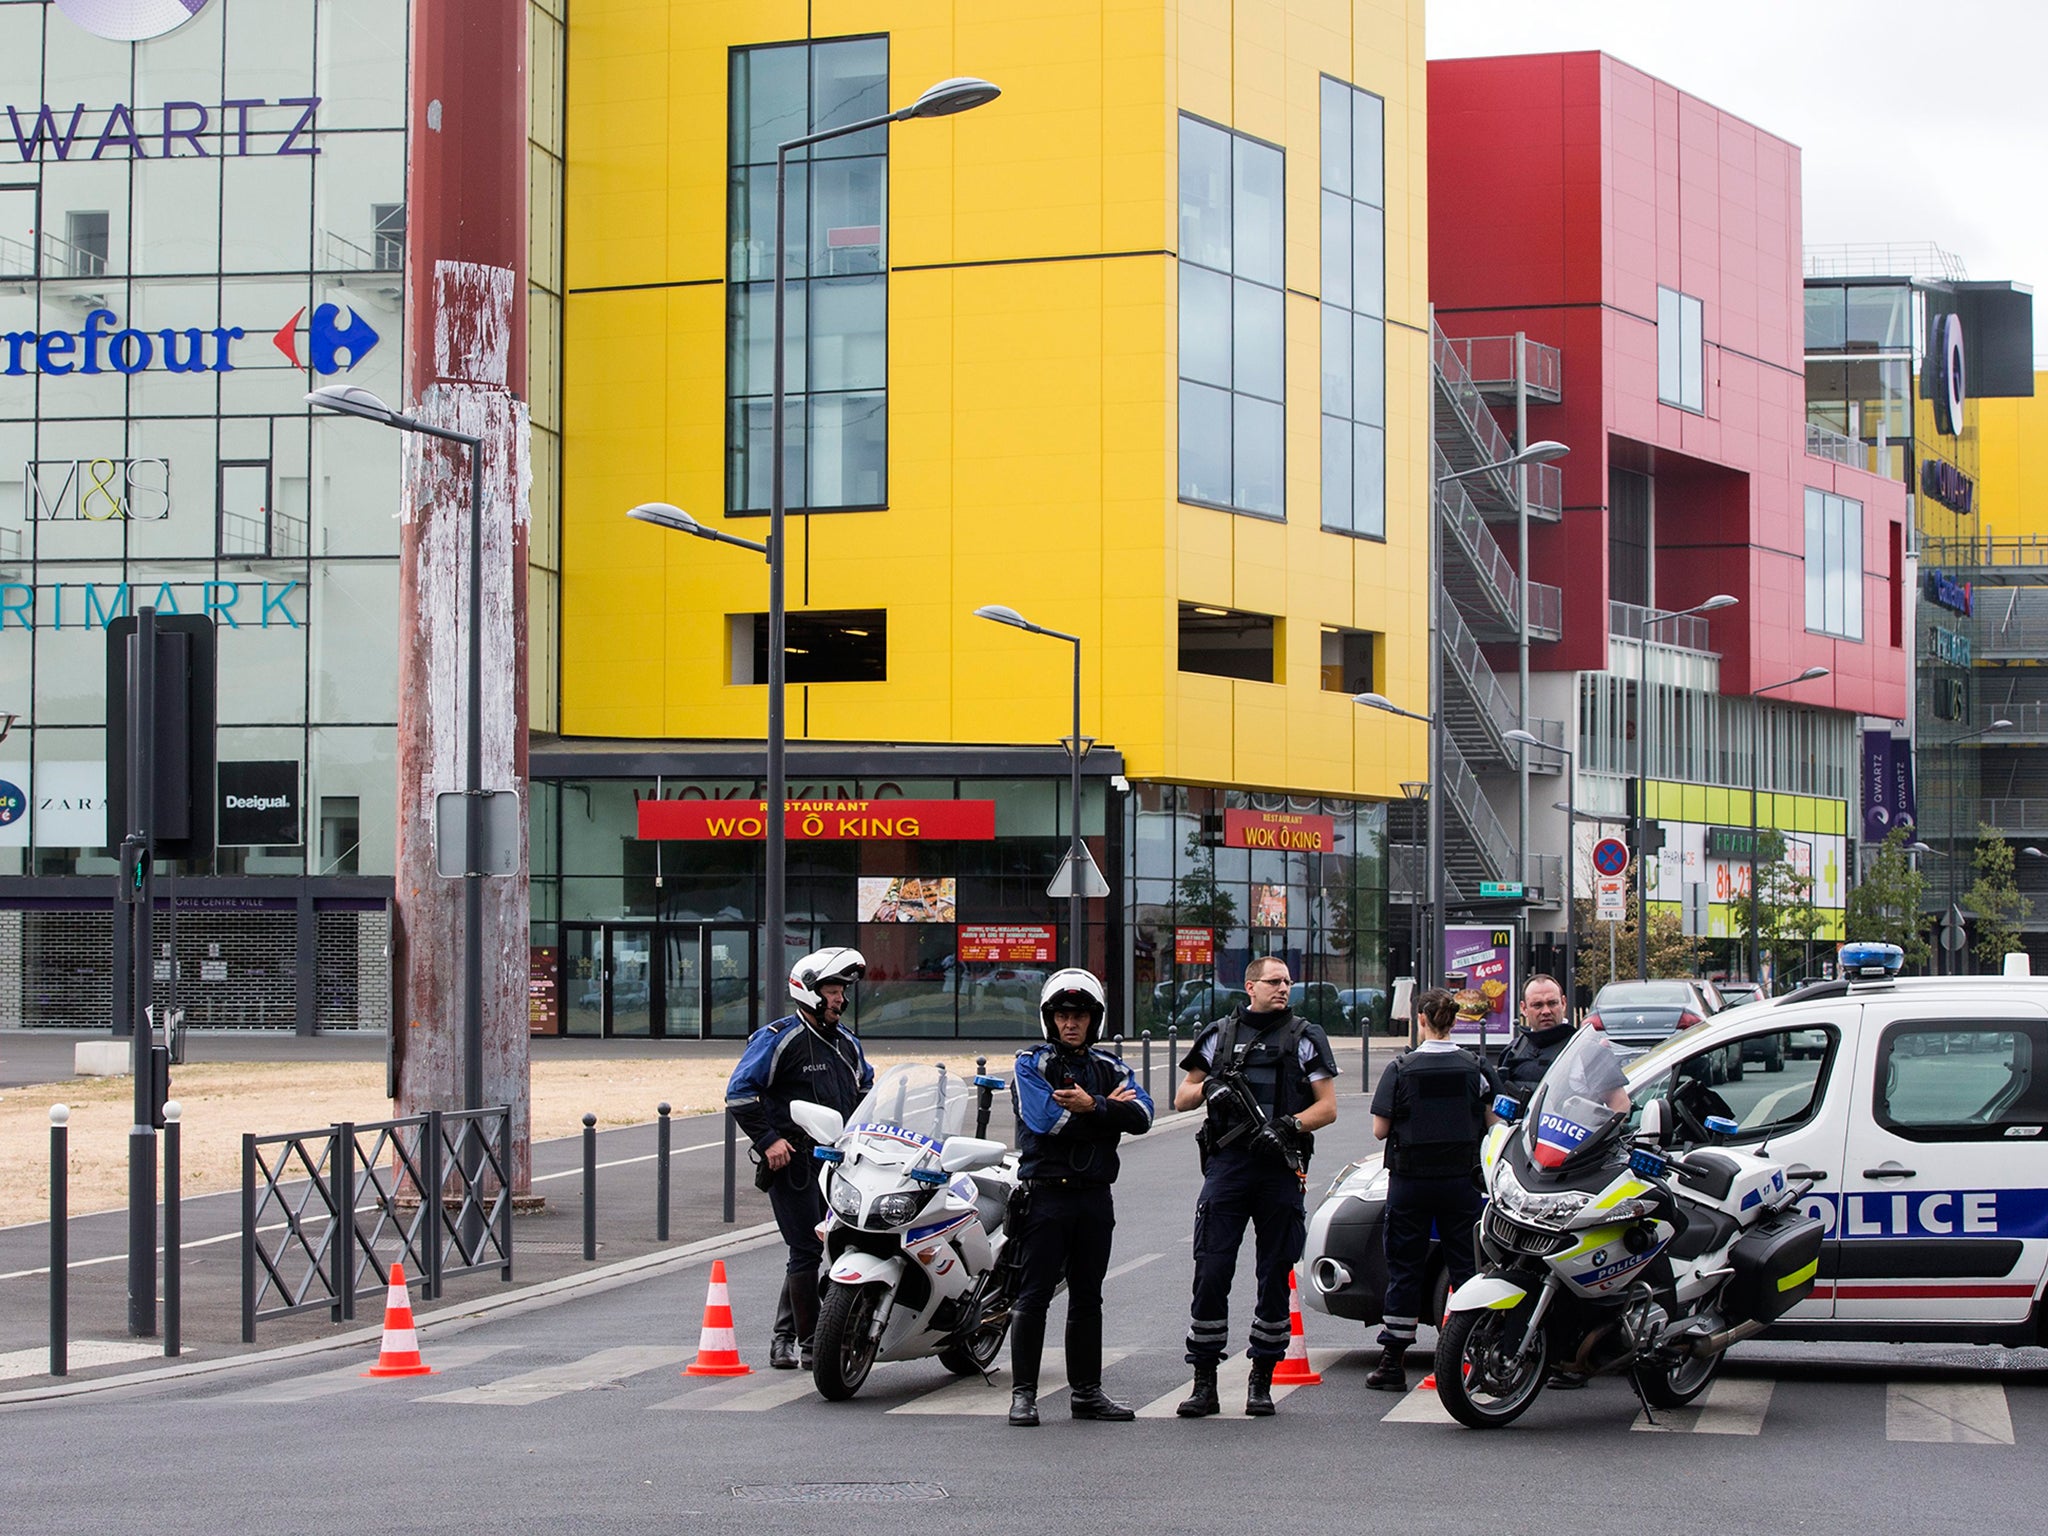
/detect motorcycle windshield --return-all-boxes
[1520,1026,1631,1172]
[844,1063,973,1154]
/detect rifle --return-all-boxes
[1206,1066,1303,1174]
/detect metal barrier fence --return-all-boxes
[241,1105,513,1341]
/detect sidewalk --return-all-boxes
[0,1030,1404,1398]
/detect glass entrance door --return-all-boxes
[707,925,756,1037]
[607,926,655,1037]
[563,925,604,1037]
[662,926,704,1039]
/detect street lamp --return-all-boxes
[1632,594,1739,979]
[1506,728,1573,1019]
[1746,666,1829,986]
[974,604,1090,966]
[309,383,488,1117]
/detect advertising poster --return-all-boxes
[35,761,106,849]
[0,764,26,847]
[1441,924,1516,1049]
[1174,927,1214,966]
[528,948,560,1035]
[218,759,301,847]
[857,877,957,923]
[958,925,1056,963]
[1251,883,1288,929]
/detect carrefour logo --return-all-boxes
[1,302,377,378]
[56,0,211,44]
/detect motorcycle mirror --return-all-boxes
[1638,1099,1668,1146]
[789,1101,846,1145]
[938,1135,1006,1173]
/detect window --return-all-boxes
[1804,487,1864,640]
[1179,603,1277,683]
[1657,286,1704,412]
[318,796,361,874]
[63,209,108,277]
[1318,78,1386,539]
[1320,625,1377,694]
[371,203,405,271]
[730,608,886,684]
[1178,116,1285,518]
[726,38,889,514]
[1877,1023,2046,1140]
[218,461,274,557]
[1609,469,1651,608]
[1630,1026,1837,1145]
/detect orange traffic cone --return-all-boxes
[1271,1269,1321,1385]
[363,1261,434,1377]
[1418,1372,1436,1390]
[683,1259,754,1377]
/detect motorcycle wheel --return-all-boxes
[1435,1299,1549,1429]
[813,1281,886,1401]
[1636,1344,1722,1408]
[938,1274,1013,1376]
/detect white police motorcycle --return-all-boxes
[1437,1026,1824,1428]
[789,1063,1019,1401]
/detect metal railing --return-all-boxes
[1803,241,1967,281]
[318,227,403,274]
[1804,419,1861,467]
[1441,599,1517,736]
[1436,446,1519,618]
[1983,801,2048,835]
[42,231,104,279]
[220,507,310,559]
[1433,323,1516,468]
[0,232,34,279]
[1441,333,1563,400]
[1609,599,1713,655]
[1442,735,1517,879]
[1921,534,2048,571]
[1526,579,1562,640]
[241,1105,513,1341]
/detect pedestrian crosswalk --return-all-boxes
[204,1341,2040,1447]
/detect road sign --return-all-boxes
[1595,874,1626,922]
[1593,837,1629,877]
[1477,880,1525,900]
[1047,846,1110,899]
[1941,903,1969,953]
[1682,881,1707,937]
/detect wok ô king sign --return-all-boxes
[1222,807,1336,852]
[638,799,996,842]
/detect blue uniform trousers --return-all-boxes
[1378,1170,1483,1346]
[1184,1149,1305,1364]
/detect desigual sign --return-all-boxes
[55,0,213,44]
[2,302,378,377]
[25,458,170,521]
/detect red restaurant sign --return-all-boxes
[638,798,996,842]
[958,924,1058,963]
[1223,807,1336,853]
[1174,927,1214,965]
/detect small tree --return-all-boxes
[1752,858,1821,979]
[1966,826,2031,972]
[1844,825,1931,971]
[1574,894,1704,996]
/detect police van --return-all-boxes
[1304,943,2048,1347]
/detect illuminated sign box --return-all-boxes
[1222,807,1335,852]
[637,799,996,841]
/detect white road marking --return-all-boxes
[0,1340,165,1382]
[1885,1381,2014,1445]
[419,1345,692,1406]
[1137,1355,1252,1418]
[1103,1253,1163,1283]
[653,1372,826,1412]
[1632,1376,1774,1434]
[218,1344,511,1403]
[889,1349,1131,1415]
[1381,1379,1458,1424]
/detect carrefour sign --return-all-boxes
[1,302,377,378]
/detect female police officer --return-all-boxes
[1365,986,1499,1391]
[1006,968,1154,1426]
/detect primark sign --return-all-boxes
[1,580,302,631]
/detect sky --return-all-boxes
[1429,0,2048,359]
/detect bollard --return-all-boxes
[1142,1030,1152,1100]
[1166,1026,1178,1105]
[50,1105,68,1378]
[162,1101,182,1358]
[656,1102,672,1242]
[722,1107,737,1224]
[581,1113,598,1261]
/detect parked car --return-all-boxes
[1339,986,1389,1034]
[1172,983,1248,1030]
[1305,943,2048,1349]
[1288,981,1347,1033]
[1585,978,1720,1051]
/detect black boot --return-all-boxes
[1069,1385,1134,1421]
[768,1336,798,1371]
[788,1272,820,1373]
[1245,1359,1276,1416]
[1064,1312,1132,1419]
[1008,1310,1045,1427]
[1177,1362,1220,1418]
[1364,1343,1409,1392]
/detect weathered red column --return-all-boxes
[394,0,532,1190]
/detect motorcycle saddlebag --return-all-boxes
[1725,1210,1824,1323]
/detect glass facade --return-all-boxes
[725,36,889,514]
[1804,487,1864,640]
[1656,286,1704,412]
[1177,114,1285,518]
[1318,76,1386,539]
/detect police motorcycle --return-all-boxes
[1435,1025,1824,1429]
[787,1062,1019,1401]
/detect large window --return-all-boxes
[1804,487,1864,640]
[1657,286,1704,412]
[1877,1023,2046,1141]
[729,608,886,684]
[1179,603,1277,683]
[726,38,889,514]
[1318,78,1385,539]
[1178,115,1284,518]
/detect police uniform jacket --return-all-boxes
[725,1013,874,1153]
[1012,1044,1155,1183]
[1182,1007,1340,1127]
[1497,1019,1574,1099]
[1370,1040,1493,1176]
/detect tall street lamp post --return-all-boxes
[1746,667,1829,985]
[1633,595,1739,979]
[1505,729,1572,1020]
[636,77,998,1022]
[974,605,1090,966]
[309,383,487,1116]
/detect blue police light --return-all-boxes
[908,1167,949,1186]
[973,1075,1007,1090]
[1492,1094,1521,1123]
[1704,1115,1740,1138]
[1839,941,1905,979]
[813,1146,845,1163]
[1629,1149,1668,1180]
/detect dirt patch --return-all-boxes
[0,1049,975,1228]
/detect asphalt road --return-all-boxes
[8,1077,2048,1536]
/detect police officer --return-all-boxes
[1365,986,1498,1391]
[1495,973,1573,1108]
[725,947,874,1370]
[1005,968,1154,1427]
[1172,955,1339,1417]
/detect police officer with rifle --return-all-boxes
[1172,956,1339,1417]
[1365,986,1498,1390]
[1005,969,1154,1426]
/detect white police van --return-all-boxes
[1304,943,2048,1346]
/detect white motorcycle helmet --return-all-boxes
[789,946,867,1017]
[1038,967,1107,1045]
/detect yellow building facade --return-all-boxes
[538,1,1430,1040]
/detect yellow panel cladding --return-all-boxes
[562,1,1428,804]
[1977,372,2048,544]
